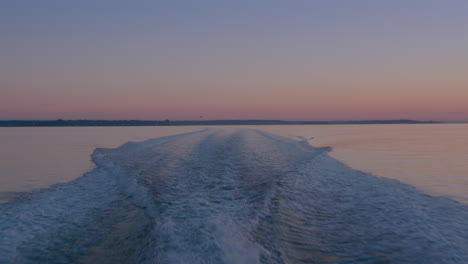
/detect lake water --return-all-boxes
[260,123,468,204]
[1,125,467,263]
[0,126,202,202]
[1,124,467,204]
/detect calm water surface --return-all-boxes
[0,126,201,202]
[261,123,468,204]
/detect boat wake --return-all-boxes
[1,128,467,263]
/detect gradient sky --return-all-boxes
[1,0,468,121]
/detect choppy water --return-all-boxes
[1,128,467,263]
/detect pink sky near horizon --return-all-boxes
[3,60,467,121]
[2,86,467,121]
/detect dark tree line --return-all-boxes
[0,119,434,127]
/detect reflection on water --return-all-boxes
[1,124,467,204]
[260,124,468,204]
[0,126,201,201]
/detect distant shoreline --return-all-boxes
[0,119,440,127]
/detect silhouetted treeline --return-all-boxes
[0,119,437,127]
[0,120,171,127]
[174,119,434,125]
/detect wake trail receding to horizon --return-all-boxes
[1,128,467,264]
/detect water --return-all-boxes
[0,126,201,202]
[0,126,467,263]
[259,124,468,204]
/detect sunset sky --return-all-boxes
[1,1,468,121]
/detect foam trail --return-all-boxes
[1,128,467,264]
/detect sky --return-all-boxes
[1,0,468,121]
